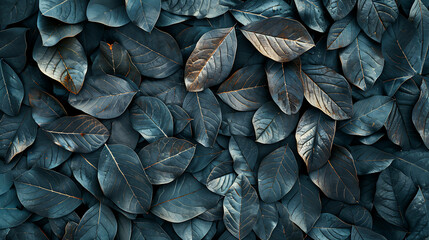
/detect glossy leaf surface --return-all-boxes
[351,226,387,240]
[0,189,31,229]
[350,145,395,175]
[29,89,67,127]
[229,136,258,185]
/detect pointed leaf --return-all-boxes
[350,145,395,174]
[327,14,360,50]
[74,203,117,240]
[405,188,429,240]
[140,70,186,106]
[70,150,104,198]
[0,0,37,25]
[125,0,160,32]
[223,174,259,239]
[339,205,372,228]
[6,223,48,240]
[296,108,336,172]
[301,65,353,120]
[14,167,82,218]
[0,28,28,73]
[252,202,278,240]
[98,144,152,214]
[294,0,330,32]
[0,59,24,116]
[132,219,172,240]
[42,115,109,153]
[240,17,315,62]
[409,0,429,74]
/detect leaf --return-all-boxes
[384,99,413,149]
[409,0,429,74]
[0,28,28,73]
[230,0,293,25]
[105,110,139,149]
[39,0,88,24]
[0,59,24,116]
[87,0,130,27]
[37,13,83,47]
[98,144,153,214]
[116,214,132,240]
[301,65,353,120]
[139,70,186,106]
[281,175,321,233]
[339,96,394,136]
[42,115,109,153]
[350,145,395,175]
[0,0,37,25]
[327,14,360,50]
[0,189,31,229]
[29,89,67,127]
[198,199,223,221]
[76,22,104,54]
[339,205,373,228]
[223,174,259,239]
[111,23,182,79]
[70,150,104,198]
[92,41,141,86]
[221,110,254,137]
[412,79,429,148]
[168,105,192,135]
[33,37,88,94]
[309,145,360,204]
[132,219,172,240]
[323,0,356,20]
[229,136,258,185]
[161,0,240,18]
[186,143,223,173]
[185,27,237,92]
[252,101,299,144]
[390,149,429,187]
[138,137,196,185]
[356,0,399,42]
[265,60,303,115]
[182,89,222,147]
[14,167,82,218]
[308,213,351,240]
[125,0,160,32]
[240,17,315,62]
[6,223,48,240]
[156,11,190,27]
[351,226,387,240]
[74,203,117,240]
[381,16,422,96]
[151,173,221,223]
[172,218,212,240]
[296,108,336,172]
[301,36,341,72]
[27,129,72,169]
[252,202,277,240]
[68,74,138,119]
[374,167,417,228]
[48,212,80,238]
[294,0,330,32]
[405,188,429,240]
[217,65,269,111]
[340,34,384,90]
[130,96,173,143]
[0,106,37,163]
[258,145,298,203]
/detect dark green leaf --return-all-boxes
[37,13,83,47]
[185,27,237,92]
[161,0,240,18]
[151,173,221,223]
[301,65,353,120]
[6,223,48,240]
[0,0,37,25]
[0,189,31,229]
[98,144,152,214]
[172,218,212,240]
[217,65,269,111]
[42,115,109,153]
[265,60,303,115]
[138,137,196,185]
[130,96,173,143]
[87,0,130,27]
[126,0,160,32]
[70,150,104,198]
[281,175,321,233]
[92,41,141,86]
[356,0,398,42]
[412,79,429,148]
[308,213,351,240]
[186,143,223,173]
[139,70,186,106]
[258,145,298,203]
[351,226,387,240]
[223,174,259,239]
[296,108,336,172]
[405,188,429,240]
[14,167,82,218]
[0,59,24,116]
[339,96,394,136]
[29,89,67,127]
[350,145,395,174]
[374,166,417,228]
[68,74,138,119]
[323,0,356,20]
[391,148,429,187]
[0,106,37,163]
[33,37,88,94]
[252,101,299,144]
[111,23,182,79]
[240,17,315,62]
[183,89,222,147]
[252,202,277,240]
[339,205,372,228]
[229,136,258,185]
[168,105,192,135]
[74,203,117,240]
[230,0,293,25]
[294,0,330,32]
[309,145,360,204]
[340,33,384,90]
[39,0,88,24]
[409,0,429,74]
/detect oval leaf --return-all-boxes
[350,145,395,175]
[230,0,293,25]
[37,13,83,47]
[0,59,24,116]
[172,218,212,240]
[229,136,258,185]
[125,0,160,32]
[405,188,429,240]
[327,14,360,50]
[29,89,67,127]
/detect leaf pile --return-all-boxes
[0,0,429,239]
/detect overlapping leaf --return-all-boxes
[0,59,24,116]
[412,79,429,148]
[161,0,241,18]
[327,14,360,50]
[294,0,330,32]
[86,0,129,27]
[74,203,117,240]
[39,0,87,24]
[37,13,83,47]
